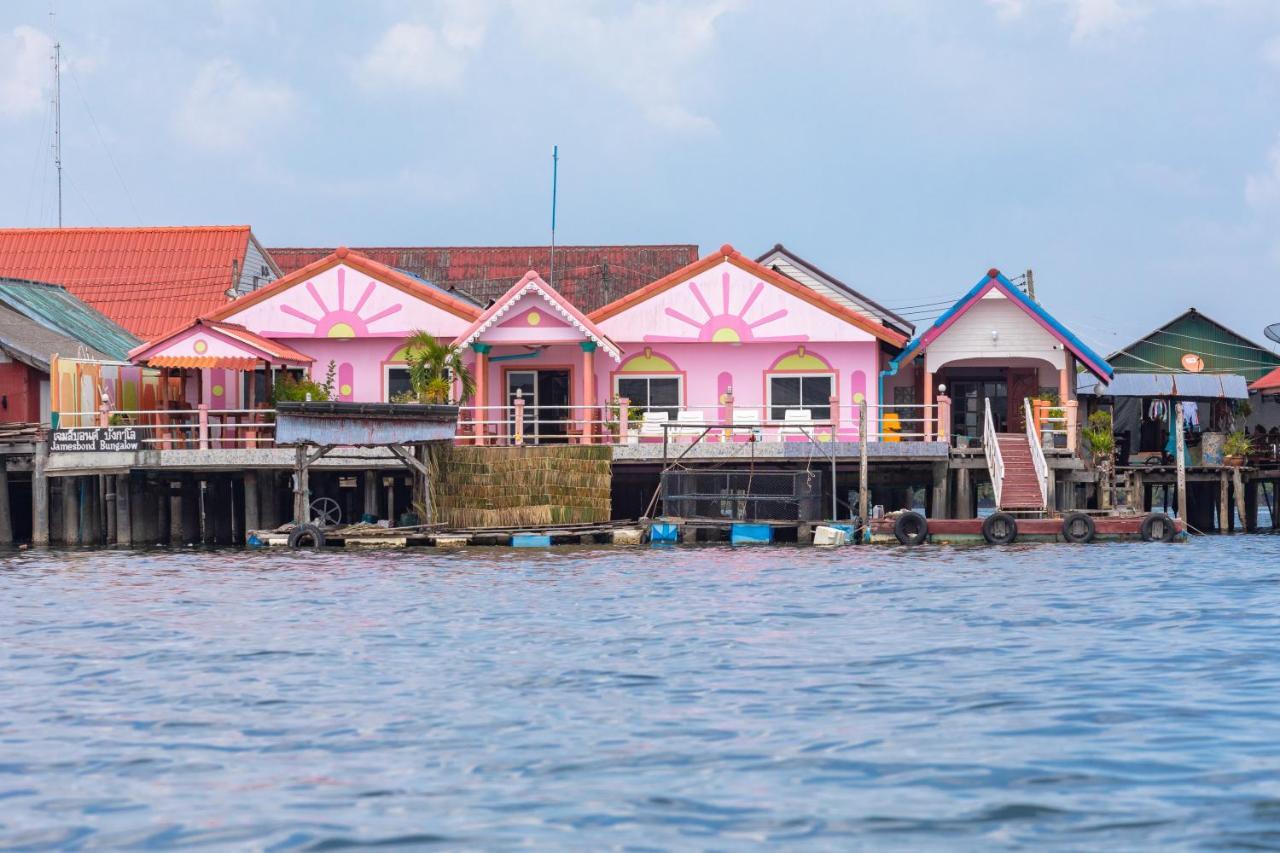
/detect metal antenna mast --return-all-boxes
[51,6,62,226]
[549,145,558,288]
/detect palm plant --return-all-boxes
[400,330,474,404]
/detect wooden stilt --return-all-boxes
[0,456,12,546]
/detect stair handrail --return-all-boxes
[984,397,1004,507]
[1024,397,1049,508]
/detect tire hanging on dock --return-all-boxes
[288,523,326,551]
[982,512,1018,545]
[1060,512,1096,544]
[1140,513,1177,543]
[893,511,929,546]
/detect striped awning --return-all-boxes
[144,356,264,370]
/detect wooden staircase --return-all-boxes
[994,433,1046,512]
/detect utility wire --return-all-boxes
[64,48,142,225]
[23,99,54,226]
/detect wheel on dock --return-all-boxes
[893,511,929,546]
[288,523,326,551]
[1061,512,1096,544]
[982,512,1018,545]
[1140,512,1177,543]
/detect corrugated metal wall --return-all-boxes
[1109,311,1280,381]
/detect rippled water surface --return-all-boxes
[3,538,1280,849]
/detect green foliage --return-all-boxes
[398,330,474,404]
[272,362,337,403]
[602,396,643,433]
[1225,430,1253,457]
[1081,410,1115,458]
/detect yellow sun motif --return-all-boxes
[340,384,352,397]
[212,385,224,397]
[193,339,208,354]
[527,311,542,326]
[711,327,741,343]
[327,322,356,339]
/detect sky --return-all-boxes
[2,0,1280,360]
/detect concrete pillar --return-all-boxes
[362,471,378,521]
[1244,476,1259,533]
[210,477,234,546]
[61,476,80,546]
[1219,471,1230,533]
[32,440,49,546]
[1045,466,1057,513]
[105,475,117,544]
[953,467,973,519]
[84,476,101,547]
[181,477,200,545]
[930,461,950,519]
[169,484,183,544]
[115,473,133,547]
[157,483,171,546]
[260,471,279,530]
[244,471,260,539]
[0,457,12,546]
[130,475,149,546]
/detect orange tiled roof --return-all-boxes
[0,226,256,340]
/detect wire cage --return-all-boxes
[660,469,823,522]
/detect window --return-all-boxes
[386,367,412,401]
[768,374,833,420]
[616,376,681,418]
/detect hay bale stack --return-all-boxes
[429,445,612,528]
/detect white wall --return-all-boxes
[924,291,1066,375]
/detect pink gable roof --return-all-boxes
[452,271,622,361]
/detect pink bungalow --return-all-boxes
[587,244,909,439]
[130,247,483,413]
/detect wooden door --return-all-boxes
[1008,369,1039,433]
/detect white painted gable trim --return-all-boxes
[458,282,622,362]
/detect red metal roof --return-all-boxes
[266,245,700,314]
[1250,366,1280,393]
[0,227,255,340]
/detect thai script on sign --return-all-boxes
[50,427,141,453]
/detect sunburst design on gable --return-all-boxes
[279,267,403,338]
[644,271,806,343]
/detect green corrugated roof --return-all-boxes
[0,277,139,361]
[1107,308,1280,382]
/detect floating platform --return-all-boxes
[249,520,644,549]
[869,512,1187,545]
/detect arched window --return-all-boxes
[766,348,834,420]
[614,348,683,418]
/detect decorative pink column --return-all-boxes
[828,393,840,441]
[723,388,734,442]
[472,344,490,446]
[618,396,630,444]
[1066,400,1079,453]
[513,391,526,445]
[580,342,597,444]
[936,394,951,447]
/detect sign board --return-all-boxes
[49,426,141,453]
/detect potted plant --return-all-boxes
[602,396,642,443]
[271,361,338,404]
[1224,431,1252,467]
[1081,409,1116,510]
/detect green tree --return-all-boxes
[397,330,475,404]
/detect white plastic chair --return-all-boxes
[675,409,706,440]
[639,410,669,441]
[732,408,763,441]
[778,408,815,441]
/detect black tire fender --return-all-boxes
[982,512,1018,545]
[287,522,326,551]
[1061,512,1096,544]
[893,511,929,546]
[1140,513,1177,543]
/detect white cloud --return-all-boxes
[511,0,738,133]
[1068,0,1146,41]
[0,25,53,119]
[1246,135,1280,208]
[172,59,294,154]
[355,2,491,92]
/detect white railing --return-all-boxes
[984,397,1004,507]
[52,398,952,450]
[1024,398,1049,507]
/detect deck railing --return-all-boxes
[984,397,1005,507]
[1024,398,1049,507]
[52,397,952,450]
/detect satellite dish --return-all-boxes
[1267,323,1280,346]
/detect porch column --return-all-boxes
[580,342,597,444]
[1058,366,1070,402]
[923,370,935,441]
[472,343,491,446]
[936,394,951,447]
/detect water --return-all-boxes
[3,538,1280,850]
